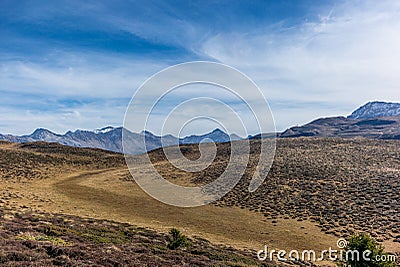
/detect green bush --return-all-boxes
[167,228,190,250]
[16,232,72,246]
[339,233,396,267]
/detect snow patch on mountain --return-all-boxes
[348,101,400,119]
[93,126,115,134]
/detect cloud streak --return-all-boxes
[0,52,168,134]
[201,0,400,129]
[0,0,399,134]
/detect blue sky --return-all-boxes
[1,0,399,135]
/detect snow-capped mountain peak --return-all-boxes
[29,128,58,139]
[348,101,400,119]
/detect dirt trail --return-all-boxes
[3,166,332,253]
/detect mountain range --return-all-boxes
[1,101,399,153]
[0,127,238,154]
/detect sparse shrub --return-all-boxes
[167,228,190,250]
[16,232,72,246]
[80,228,130,244]
[45,245,65,258]
[338,233,396,267]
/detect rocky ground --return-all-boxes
[150,138,400,246]
[1,138,399,266]
[228,138,399,244]
[0,141,282,266]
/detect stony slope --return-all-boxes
[129,138,400,249]
[1,139,399,265]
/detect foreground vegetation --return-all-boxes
[0,208,266,266]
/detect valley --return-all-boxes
[1,138,399,265]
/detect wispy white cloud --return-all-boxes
[0,98,128,135]
[201,0,400,129]
[0,51,169,134]
[0,53,166,98]
[1,0,399,134]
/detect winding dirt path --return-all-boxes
[3,166,337,253]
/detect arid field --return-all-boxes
[0,138,399,266]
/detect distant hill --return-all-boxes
[0,127,242,154]
[281,101,400,140]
